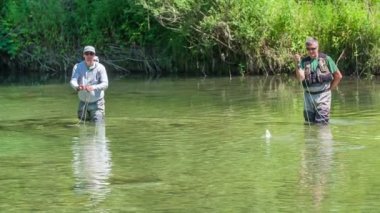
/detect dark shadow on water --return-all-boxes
[72,123,112,204]
[0,117,78,132]
[299,125,334,210]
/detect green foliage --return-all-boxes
[0,0,379,81]
[139,0,380,76]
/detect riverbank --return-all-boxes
[0,0,379,81]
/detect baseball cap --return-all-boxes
[83,46,96,53]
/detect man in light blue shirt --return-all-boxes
[70,46,108,123]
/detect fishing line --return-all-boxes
[295,54,311,127]
[83,96,90,125]
[76,75,90,126]
[76,95,89,126]
[299,80,312,128]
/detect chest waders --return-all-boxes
[302,53,334,124]
[302,53,334,91]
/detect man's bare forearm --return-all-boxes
[293,54,304,82]
[295,68,305,82]
[330,70,343,90]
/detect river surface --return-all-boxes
[0,77,380,212]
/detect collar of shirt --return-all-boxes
[87,63,97,71]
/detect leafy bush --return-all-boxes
[0,0,379,81]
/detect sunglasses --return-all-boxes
[84,52,95,56]
[306,47,317,51]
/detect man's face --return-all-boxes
[83,51,95,64]
[306,43,318,58]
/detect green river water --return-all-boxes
[0,77,380,212]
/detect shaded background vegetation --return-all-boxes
[0,0,379,82]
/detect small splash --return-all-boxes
[265,129,272,139]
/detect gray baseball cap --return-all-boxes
[83,46,96,53]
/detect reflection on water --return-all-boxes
[2,78,380,211]
[72,123,112,202]
[300,126,334,210]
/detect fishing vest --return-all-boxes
[302,53,334,87]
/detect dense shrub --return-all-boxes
[0,0,379,81]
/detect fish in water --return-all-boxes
[265,129,272,139]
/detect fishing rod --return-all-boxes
[76,76,90,126]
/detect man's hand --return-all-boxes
[294,53,305,81]
[77,85,94,92]
[85,85,94,92]
[294,54,301,64]
[330,70,343,91]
